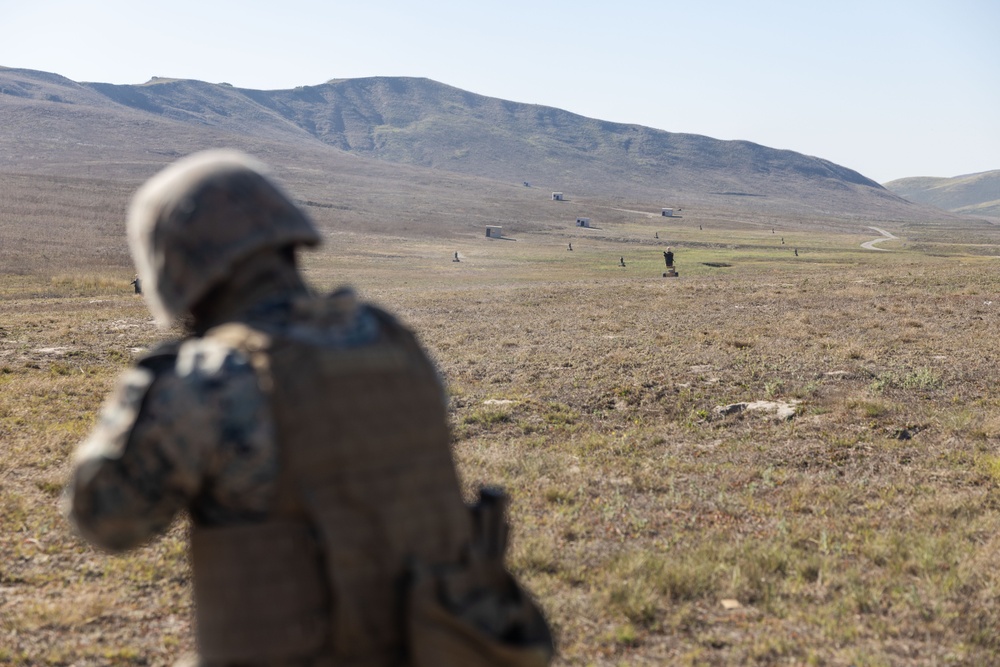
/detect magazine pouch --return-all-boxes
[407,488,554,667]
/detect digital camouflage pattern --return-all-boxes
[66,291,383,552]
[67,149,552,666]
[127,149,320,326]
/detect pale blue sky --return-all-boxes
[2,0,997,182]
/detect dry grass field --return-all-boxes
[3,170,1000,666]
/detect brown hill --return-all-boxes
[884,171,1000,218]
[0,67,951,224]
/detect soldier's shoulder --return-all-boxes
[345,293,419,346]
[132,334,256,380]
[278,288,385,347]
[363,301,403,330]
[315,287,405,334]
[174,333,257,381]
[135,339,182,374]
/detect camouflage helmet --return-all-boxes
[127,149,321,326]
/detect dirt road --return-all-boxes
[861,227,898,251]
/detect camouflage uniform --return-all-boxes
[68,149,323,555]
[66,150,552,667]
[67,290,382,552]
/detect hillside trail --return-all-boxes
[861,226,898,251]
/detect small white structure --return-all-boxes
[575,217,591,228]
[661,208,674,217]
[485,226,503,239]
[552,192,564,201]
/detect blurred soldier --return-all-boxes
[663,248,674,268]
[130,274,142,294]
[65,150,552,667]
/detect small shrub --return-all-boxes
[614,623,640,647]
[847,398,890,418]
[975,454,1000,484]
[868,373,895,394]
[544,403,578,425]
[461,406,511,426]
[901,368,940,390]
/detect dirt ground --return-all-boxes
[3,197,1000,664]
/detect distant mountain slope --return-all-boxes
[884,171,1000,217]
[0,67,955,222]
[241,78,897,209]
[0,67,336,179]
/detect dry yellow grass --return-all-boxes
[3,186,1000,665]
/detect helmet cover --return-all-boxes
[127,150,320,325]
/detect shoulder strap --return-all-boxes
[135,339,182,374]
[203,322,275,391]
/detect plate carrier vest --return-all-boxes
[189,305,473,666]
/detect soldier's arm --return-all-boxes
[65,340,278,551]
[65,363,209,552]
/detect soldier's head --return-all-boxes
[127,150,320,327]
